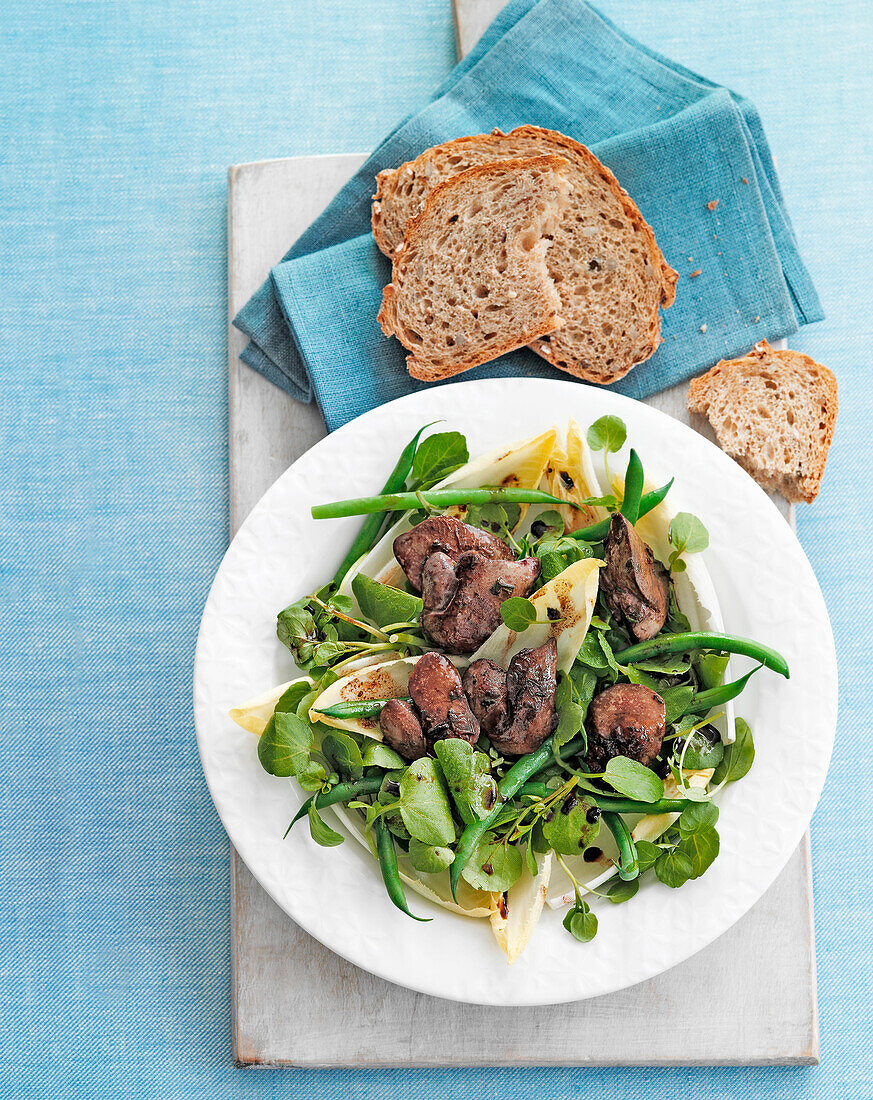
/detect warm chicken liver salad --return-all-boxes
[230,420,787,961]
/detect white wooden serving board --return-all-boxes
[225,0,817,1067]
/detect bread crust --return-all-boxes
[378,155,569,382]
[687,340,838,504]
[373,126,677,384]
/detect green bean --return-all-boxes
[602,811,639,880]
[449,731,588,898]
[332,424,432,584]
[685,664,763,716]
[566,479,674,542]
[313,487,589,520]
[619,449,644,524]
[313,698,408,720]
[614,632,789,678]
[285,776,384,834]
[517,783,688,815]
[373,816,431,922]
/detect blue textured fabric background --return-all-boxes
[1,1,868,1096]
[237,0,824,429]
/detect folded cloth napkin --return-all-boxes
[234,0,822,432]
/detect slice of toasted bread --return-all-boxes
[373,126,677,384]
[687,341,838,503]
[377,155,570,382]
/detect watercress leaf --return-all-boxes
[536,536,594,584]
[530,509,565,539]
[654,846,694,888]
[362,741,406,769]
[297,760,329,791]
[542,793,601,855]
[712,718,755,785]
[586,415,627,455]
[607,877,640,904]
[661,684,696,723]
[260,680,315,743]
[460,834,523,892]
[411,431,469,488]
[326,592,355,616]
[500,597,538,632]
[407,838,454,874]
[678,801,719,834]
[578,631,609,669]
[257,711,313,777]
[631,654,693,675]
[307,802,344,847]
[398,757,456,846]
[603,756,664,802]
[563,903,598,942]
[597,632,625,677]
[466,500,522,540]
[679,729,724,771]
[276,602,318,655]
[351,573,423,629]
[321,731,364,780]
[668,512,710,556]
[432,739,496,824]
[678,828,720,878]
[313,640,346,665]
[634,839,662,873]
[665,587,692,633]
[676,784,710,802]
[623,665,663,691]
[694,652,729,690]
[569,667,597,719]
[554,700,585,751]
[524,839,538,876]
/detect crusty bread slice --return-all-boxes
[373,126,677,384]
[377,155,570,382]
[687,340,838,503]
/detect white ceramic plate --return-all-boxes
[194,378,836,1006]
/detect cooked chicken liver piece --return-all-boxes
[419,551,459,613]
[492,639,558,755]
[393,515,514,591]
[408,651,479,746]
[585,682,666,771]
[378,698,428,761]
[421,552,541,653]
[600,513,669,642]
[462,659,508,738]
[463,640,558,755]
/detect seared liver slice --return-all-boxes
[600,513,669,642]
[393,515,514,591]
[585,682,666,771]
[408,651,479,746]
[379,699,428,761]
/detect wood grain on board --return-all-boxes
[225,0,817,1067]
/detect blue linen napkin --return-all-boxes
[234,0,822,432]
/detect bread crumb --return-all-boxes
[754,315,760,322]
[742,177,749,184]
[689,269,702,278]
[700,324,708,333]
[706,199,720,211]
[687,256,693,262]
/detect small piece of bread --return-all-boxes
[687,341,838,503]
[373,126,677,384]
[377,155,570,382]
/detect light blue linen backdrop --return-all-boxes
[1,1,869,1097]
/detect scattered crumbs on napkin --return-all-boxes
[707,199,720,210]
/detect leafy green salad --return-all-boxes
[230,418,786,961]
